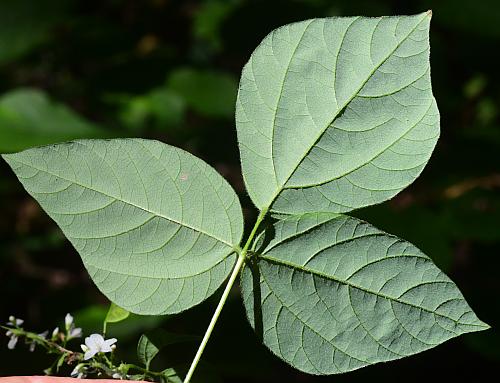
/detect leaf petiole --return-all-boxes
[183,208,269,383]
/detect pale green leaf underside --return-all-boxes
[237,13,439,214]
[2,139,243,315]
[241,213,488,375]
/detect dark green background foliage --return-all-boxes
[0,0,498,381]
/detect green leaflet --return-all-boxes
[241,213,489,375]
[2,139,243,315]
[137,333,162,369]
[236,12,439,214]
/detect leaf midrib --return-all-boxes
[85,252,235,279]
[5,156,234,247]
[266,13,430,210]
[283,99,435,190]
[258,254,485,327]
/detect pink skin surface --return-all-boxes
[0,378,147,383]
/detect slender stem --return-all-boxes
[23,331,75,355]
[183,208,268,383]
[183,254,244,383]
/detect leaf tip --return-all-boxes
[480,321,492,331]
[1,153,13,164]
[470,317,492,333]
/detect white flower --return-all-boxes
[7,336,18,349]
[71,364,86,379]
[65,313,74,331]
[71,364,81,376]
[64,313,82,339]
[6,331,18,349]
[7,316,23,327]
[52,327,59,339]
[69,327,82,338]
[81,334,117,360]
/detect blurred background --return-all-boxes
[0,0,498,381]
